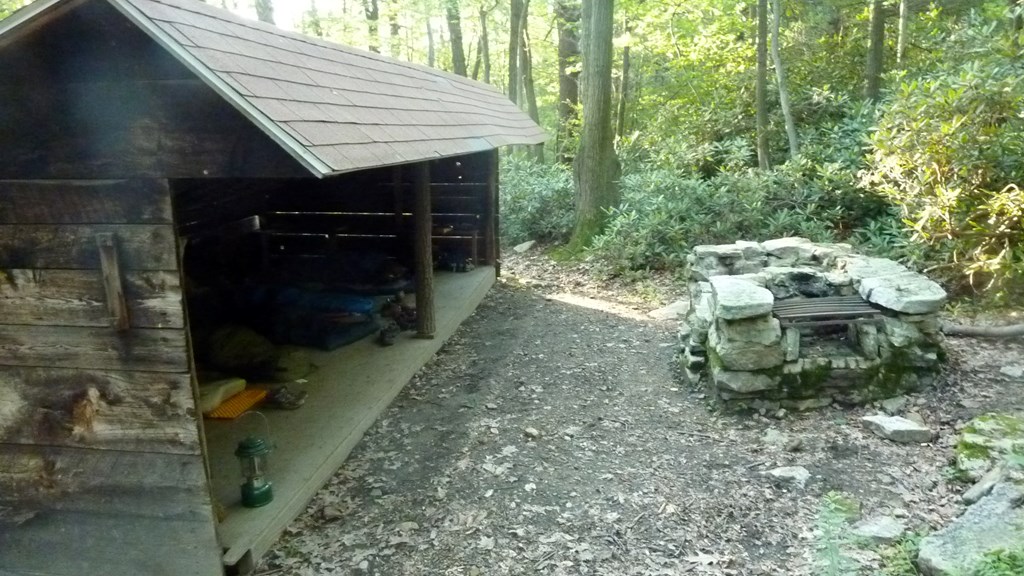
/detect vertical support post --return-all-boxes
[413,162,436,338]
[483,149,500,275]
[95,233,131,331]
[391,165,404,250]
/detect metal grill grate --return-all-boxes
[773,295,882,327]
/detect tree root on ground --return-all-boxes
[941,322,1024,338]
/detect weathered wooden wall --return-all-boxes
[0,180,222,575]
[0,0,306,180]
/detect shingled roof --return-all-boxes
[0,0,546,177]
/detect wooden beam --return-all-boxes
[0,325,188,372]
[0,367,199,454]
[0,179,172,224]
[0,269,183,328]
[0,224,177,270]
[413,162,436,338]
[484,149,500,271]
[95,233,130,331]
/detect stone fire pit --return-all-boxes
[680,237,947,411]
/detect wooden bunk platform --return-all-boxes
[204,268,496,571]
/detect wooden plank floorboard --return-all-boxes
[205,268,496,568]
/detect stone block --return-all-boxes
[882,316,922,348]
[783,328,800,361]
[716,316,782,346]
[861,414,933,443]
[763,267,832,298]
[711,365,780,393]
[852,516,907,544]
[839,256,910,282]
[709,323,784,371]
[693,243,744,259]
[858,272,947,314]
[918,483,1024,576]
[824,270,852,287]
[781,397,833,411]
[899,313,942,335]
[856,324,880,360]
[709,276,774,320]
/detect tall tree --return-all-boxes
[571,0,620,248]
[508,0,525,104]
[896,0,908,66]
[865,0,885,100]
[555,0,581,164]
[770,0,799,158]
[427,19,436,67]
[255,0,274,24]
[388,6,401,58]
[445,0,468,76]
[519,0,543,161]
[615,30,630,140]
[756,0,770,169]
[1012,0,1022,49]
[362,0,380,53]
[302,0,323,37]
[477,4,494,82]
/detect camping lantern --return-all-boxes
[235,435,273,508]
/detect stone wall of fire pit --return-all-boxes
[679,237,947,411]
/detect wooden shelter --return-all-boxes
[0,0,544,573]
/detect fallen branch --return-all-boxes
[941,322,1024,338]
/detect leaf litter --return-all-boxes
[259,251,1024,576]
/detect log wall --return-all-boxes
[0,179,221,575]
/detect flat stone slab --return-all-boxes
[648,299,690,320]
[840,256,910,282]
[709,276,774,320]
[857,272,946,314]
[711,365,779,393]
[918,483,1024,576]
[861,414,933,443]
[852,516,907,544]
[764,466,810,489]
[512,240,536,253]
[693,243,745,259]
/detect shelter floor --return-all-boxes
[204,267,495,570]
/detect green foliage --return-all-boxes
[586,165,855,274]
[498,157,575,246]
[878,533,923,576]
[862,20,1024,291]
[970,548,1024,576]
[813,491,859,576]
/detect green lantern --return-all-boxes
[235,435,273,508]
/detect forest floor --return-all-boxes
[258,251,1024,576]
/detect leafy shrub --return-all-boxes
[971,548,1024,576]
[499,157,575,245]
[587,166,848,274]
[862,28,1024,291]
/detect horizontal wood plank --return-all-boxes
[0,367,199,454]
[0,224,177,270]
[0,179,172,224]
[0,325,188,372]
[0,269,183,328]
[0,444,210,517]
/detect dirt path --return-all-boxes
[259,253,1024,576]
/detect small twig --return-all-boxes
[627,511,647,529]
[533,550,555,571]
[675,429,715,439]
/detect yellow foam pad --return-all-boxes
[205,388,268,420]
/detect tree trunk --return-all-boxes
[427,19,435,67]
[942,322,1024,338]
[615,44,630,140]
[896,0,908,67]
[570,0,620,248]
[1012,0,1022,50]
[362,0,380,53]
[255,0,275,24]
[865,0,885,100]
[520,11,543,162]
[555,0,581,165]
[446,0,468,76]
[389,8,401,58]
[756,0,770,169]
[508,0,524,104]
[770,0,799,159]
[479,5,492,83]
